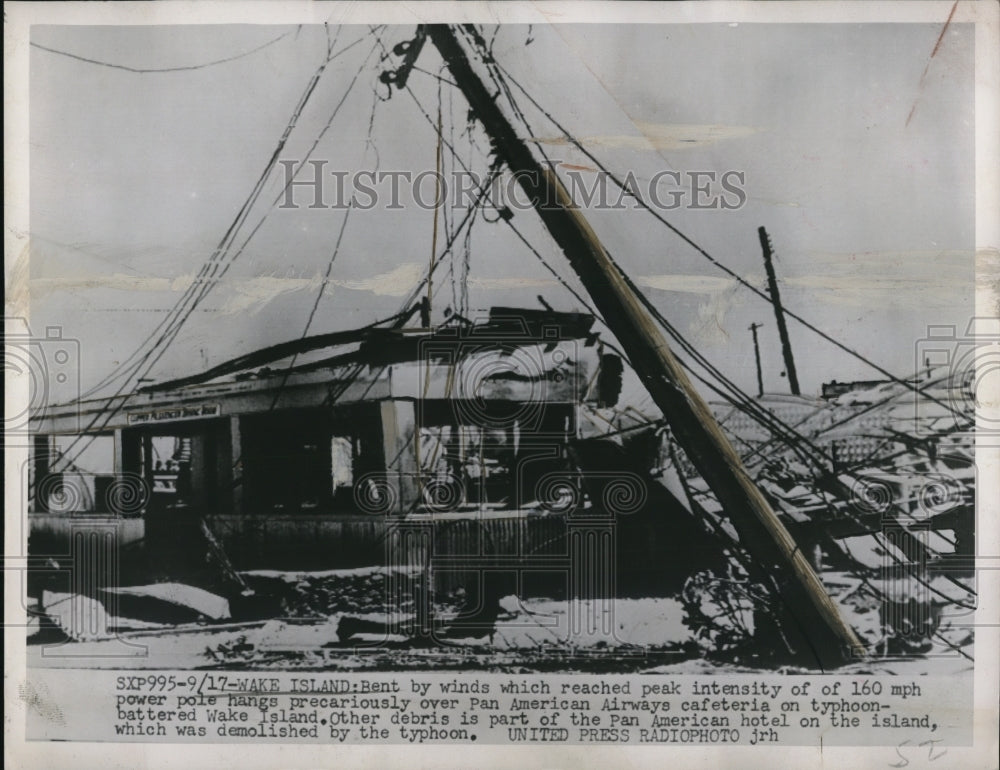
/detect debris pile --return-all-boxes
[240,566,427,619]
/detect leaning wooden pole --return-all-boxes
[426,24,865,665]
[758,226,801,396]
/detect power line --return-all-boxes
[269,204,354,411]
[400,40,799,456]
[81,29,380,400]
[492,60,964,421]
[409,33,974,621]
[60,31,382,466]
[77,43,342,400]
[413,38,839,472]
[402,34,884,484]
[163,36,381,343]
[31,31,295,74]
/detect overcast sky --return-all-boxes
[27,22,975,403]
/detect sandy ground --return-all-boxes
[27,566,973,674]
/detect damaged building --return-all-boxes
[27,306,723,645]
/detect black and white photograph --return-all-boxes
[5,1,998,763]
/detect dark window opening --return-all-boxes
[242,409,333,514]
[124,419,226,516]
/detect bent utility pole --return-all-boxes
[758,226,801,396]
[425,24,864,666]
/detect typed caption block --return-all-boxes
[24,670,970,747]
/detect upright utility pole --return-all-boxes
[758,226,801,396]
[423,24,864,665]
[749,322,764,398]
